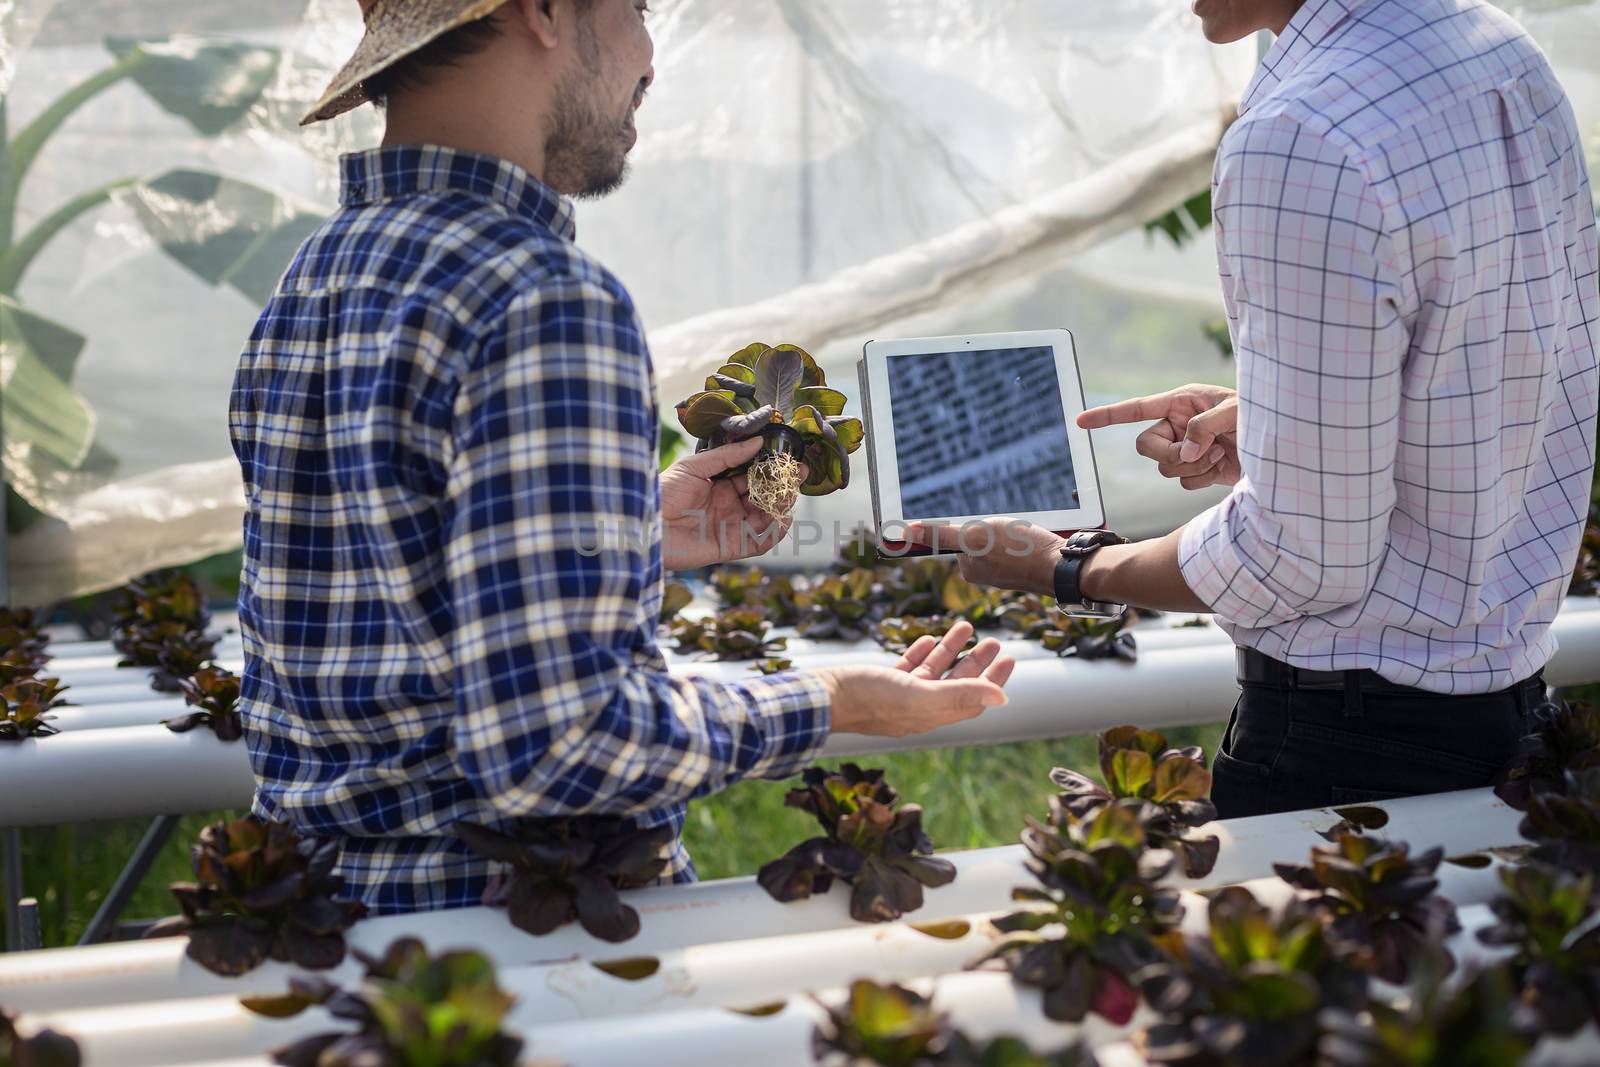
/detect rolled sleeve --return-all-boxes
[1180,111,1409,630]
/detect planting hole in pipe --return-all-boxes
[908,919,972,941]
[1330,805,1389,830]
[728,1001,789,1018]
[1445,852,1494,869]
[592,957,661,982]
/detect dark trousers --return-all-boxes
[1211,650,1544,818]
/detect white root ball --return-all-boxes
[747,453,803,521]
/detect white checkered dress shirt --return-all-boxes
[1180,0,1599,694]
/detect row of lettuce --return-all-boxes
[0,572,242,744]
[7,701,1600,1066]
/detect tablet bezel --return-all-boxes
[862,328,1107,538]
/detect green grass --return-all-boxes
[4,725,1225,948]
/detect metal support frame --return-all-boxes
[76,815,180,947]
[2,828,22,952]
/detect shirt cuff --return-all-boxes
[734,669,833,781]
[1178,490,1297,631]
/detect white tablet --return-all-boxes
[856,329,1106,542]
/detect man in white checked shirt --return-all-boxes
[914,0,1599,817]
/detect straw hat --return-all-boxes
[301,0,507,125]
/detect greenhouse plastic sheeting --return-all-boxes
[1,1,1596,603]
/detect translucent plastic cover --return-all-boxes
[0,0,1594,601]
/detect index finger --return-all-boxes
[1077,391,1179,430]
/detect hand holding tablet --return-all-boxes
[856,329,1107,550]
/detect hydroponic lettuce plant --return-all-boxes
[1495,699,1600,809]
[455,816,673,942]
[1001,596,1137,662]
[0,607,50,687]
[1049,726,1220,878]
[659,580,694,626]
[836,525,885,574]
[1135,887,1367,1067]
[871,616,978,658]
[241,938,532,1067]
[1273,829,1459,985]
[1318,962,1532,1067]
[796,570,878,642]
[976,803,1182,1025]
[164,666,243,741]
[877,560,1012,628]
[675,342,864,519]
[112,569,218,692]
[145,816,368,976]
[1,1008,80,1067]
[709,566,804,627]
[1477,864,1600,1035]
[1571,520,1599,597]
[1515,767,1600,875]
[667,607,788,662]
[759,765,956,924]
[810,979,1100,1067]
[0,678,68,741]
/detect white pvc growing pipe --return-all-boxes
[26,862,1515,1067]
[74,912,1522,1067]
[24,602,1600,820]
[0,788,1520,1014]
[0,727,256,830]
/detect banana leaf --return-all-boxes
[106,37,283,138]
[126,169,325,305]
[0,298,96,470]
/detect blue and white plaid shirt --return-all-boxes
[230,145,831,916]
[1180,0,1599,693]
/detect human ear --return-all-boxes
[512,0,562,50]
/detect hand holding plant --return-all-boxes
[660,437,802,570]
[674,343,864,521]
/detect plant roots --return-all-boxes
[748,453,802,520]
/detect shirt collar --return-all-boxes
[1240,0,1376,115]
[339,144,577,240]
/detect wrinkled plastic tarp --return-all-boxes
[0,0,1595,603]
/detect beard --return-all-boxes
[544,27,635,200]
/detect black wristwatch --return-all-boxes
[1053,530,1130,619]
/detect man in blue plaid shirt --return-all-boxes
[230,0,1013,916]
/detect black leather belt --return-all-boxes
[1236,647,1545,714]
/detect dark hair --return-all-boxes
[363,15,505,106]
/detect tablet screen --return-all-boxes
[886,345,1079,522]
